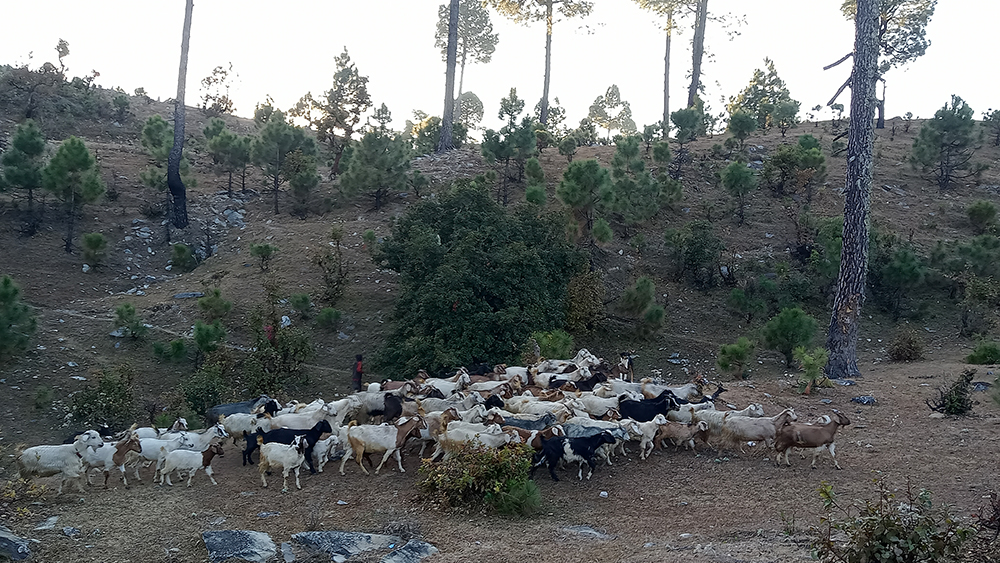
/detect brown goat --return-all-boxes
[774,411,851,469]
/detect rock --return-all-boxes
[34,516,58,530]
[336,500,348,505]
[837,379,857,386]
[292,531,401,561]
[281,542,296,562]
[929,412,946,419]
[82,264,91,273]
[0,525,32,560]
[599,491,608,498]
[70,376,87,381]
[67,362,78,367]
[165,265,172,271]
[820,399,833,404]
[337,331,351,341]
[202,530,277,563]
[679,533,693,539]
[380,539,439,563]
[851,395,877,406]
[560,526,615,540]
[109,328,127,338]
[971,381,992,392]
[280,315,291,328]
[643,542,655,548]
[173,292,205,299]
[257,512,280,518]
[63,526,81,537]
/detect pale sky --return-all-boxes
[2,0,996,135]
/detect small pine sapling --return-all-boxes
[316,307,342,330]
[793,345,829,394]
[81,232,108,268]
[290,293,313,319]
[967,201,997,234]
[717,337,756,379]
[250,242,278,271]
[926,369,976,415]
[171,243,198,272]
[558,136,578,163]
[762,307,817,367]
[114,303,147,340]
[197,288,232,322]
[0,275,37,359]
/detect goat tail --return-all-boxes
[347,420,358,428]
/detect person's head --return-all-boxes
[356,354,363,362]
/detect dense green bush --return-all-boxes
[532,329,574,360]
[967,341,1000,365]
[813,480,974,563]
[717,337,756,379]
[0,275,37,360]
[197,288,232,322]
[81,232,108,267]
[171,243,198,272]
[316,307,342,331]
[193,320,226,357]
[71,364,137,432]
[763,307,817,367]
[968,200,998,234]
[114,302,147,340]
[153,339,188,363]
[290,293,313,319]
[419,443,539,516]
[181,364,229,417]
[250,242,278,271]
[564,270,605,334]
[664,220,725,289]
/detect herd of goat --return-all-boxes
[14,349,852,494]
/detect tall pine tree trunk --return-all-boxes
[876,80,886,129]
[438,0,459,153]
[539,1,554,126]
[455,48,467,123]
[64,193,75,253]
[826,0,879,379]
[168,0,193,229]
[687,0,708,109]
[662,9,674,140]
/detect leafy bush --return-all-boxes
[968,200,998,234]
[564,270,605,334]
[418,443,538,516]
[114,302,147,340]
[558,135,578,162]
[888,330,924,362]
[152,339,188,363]
[794,346,829,394]
[316,307,342,331]
[762,307,817,367]
[71,364,137,432]
[181,364,229,417]
[197,288,232,322]
[81,232,107,267]
[34,386,53,410]
[314,227,349,306]
[968,341,1000,365]
[532,329,574,360]
[717,336,756,379]
[813,480,974,563]
[290,293,313,319]
[761,138,826,200]
[0,275,37,360]
[927,369,976,416]
[171,243,198,272]
[664,220,725,289]
[193,320,226,357]
[250,242,278,271]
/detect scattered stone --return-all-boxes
[337,331,351,341]
[643,542,655,548]
[173,292,205,299]
[70,376,87,381]
[82,264,91,273]
[67,362,78,367]
[599,491,608,498]
[560,526,615,540]
[820,399,833,404]
[34,516,58,530]
[336,500,348,505]
[110,328,126,338]
[281,542,296,562]
[202,530,277,563]
[971,381,992,392]
[929,412,946,419]
[837,379,857,386]
[851,395,877,406]
[380,539,439,563]
[63,526,81,537]
[257,512,280,519]
[1,524,32,560]
[679,533,693,539]
[280,315,291,328]
[208,517,226,527]
[293,531,401,561]
[165,265,172,271]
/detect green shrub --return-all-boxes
[197,289,232,322]
[81,232,108,267]
[250,242,278,271]
[362,230,377,254]
[71,364,137,432]
[314,228,349,306]
[813,480,974,563]
[793,346,829,394]
[762,307,817,367]
[927,369,976,416]
[532,329,574,360]
[34,386,53,410]
[717,336,756,379]
[968,200,998,234]
[418,443,538,516]
[193,320,226,357]
[888,330,924,361]
[316,307,342,330]
[619,276,655,316]
[641,304,665,336]
[170,243,198,272]
[967,341,1000,364]
[0,275,37,359]
[290,293,313,319]
[564,270,605,334]
[181,364,228,417]
[153,339,188,363]
[558,135,577,162]
[114,302,148,340]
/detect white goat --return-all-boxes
[159,442,225,486]
[340,417,426,475]
[17,431,104,494]
[634,414,669,460]
[259,435,307,492]
[130,433,196,482]
[717,408,797,452]
[80,434,142,488]
[268,403,334,430]
[220,413,272,445]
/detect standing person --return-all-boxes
[351,354,363,392]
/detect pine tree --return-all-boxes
[727,110,756,151]
[0,275,37,360]
[438,0,460,152]
[434,0,499,122]
[727,58,796,129]
[42,136,104,253]
[204,118,251,198]
[557,159,612,246]
[140,115,195,212]
[1,119,46,219]
[721,161,757,225]
[911,95,988,190]
[251,110,317,214]
[167,0,194,228]
[339,129,411,212]
[606,136,671,236]
[588,85,637,142]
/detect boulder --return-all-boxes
[292,531,400,561]
[202,530,277,563]
[380,539,439,563]
[0,525,31,561]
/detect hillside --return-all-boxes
[3,93,1000,562]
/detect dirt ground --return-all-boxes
[3,100,1000,561]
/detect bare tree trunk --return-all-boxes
[438,0,459,153]
[539,1,554,127]
[826,0,879,379]
[876,80,886,129]
[662,9,674,139]
[63,193,75,253]
[168,0,193,229]
[455,48,467,123]
[687,0,708,109]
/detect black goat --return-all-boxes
[531,432,617,481]
[493,412,558,432]
[484,394,505,410]
[206,395,277,425]
[618,390,689,422]
[242,419,332,474]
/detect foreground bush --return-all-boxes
[419,443,539,516]
[927,369,976,416]
[967,341,1000,365]
[888,330,924,361]
[813,480,973,563]
[72,364,137,432]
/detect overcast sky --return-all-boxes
[2,0,995,134]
